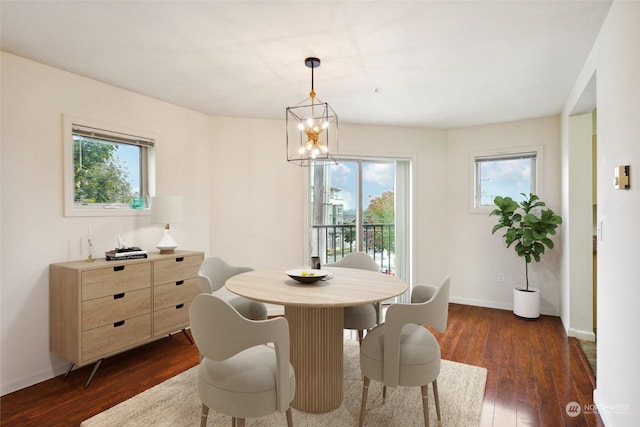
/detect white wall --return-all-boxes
[208,116,307,268]
[208,117,450,287]
[340,124,450,287]
[0,53,211,394]
[446,117,562,314]
[581,1,640,425]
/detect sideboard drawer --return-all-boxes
[153,278,200,310]
[82,263,151,301]
[154,302,191,337]
[153,255,201,285]
[82,288,151,331]
[82,313,151,362]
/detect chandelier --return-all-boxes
[286,57,338,166]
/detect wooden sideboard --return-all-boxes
[50,250,203,387]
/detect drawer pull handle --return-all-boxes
[113,266,125,272]
[175,280,184,286]
[176,257,184,262]
[114,320,125,327]
[113,293,125,300]
[176,304,185,309]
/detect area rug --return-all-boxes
[82,339,487,426]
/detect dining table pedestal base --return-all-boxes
[285,306,344,413]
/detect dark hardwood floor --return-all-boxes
[1,304,601,426]
[432,304,601,427]
[0,332,200,427]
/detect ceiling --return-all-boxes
[0,1,611,129]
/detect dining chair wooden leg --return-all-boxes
[200,404,209,427]
[421,384,430,427]
[433,379,442,426]
[286,407,293,427]
[358,329,364,346]
[382,385,387,404]
[231,416,236,427]
[237,418,245,427]
[359,376,370,427]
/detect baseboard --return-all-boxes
[593,388,612,426]
[567,328,596,341]
[272,297,558,317]
[450,296,511,311]
[450,296,560,316]
[1,365,59,396]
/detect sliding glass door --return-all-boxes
[308,158,411,301]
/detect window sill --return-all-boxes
[64,206,151,218]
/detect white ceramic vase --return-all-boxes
[513,287,540,319]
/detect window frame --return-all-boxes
[63,115,157,217]
[470,146,543,213]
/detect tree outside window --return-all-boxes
[73,136,137,205]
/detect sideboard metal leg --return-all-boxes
[84,359,103,389]
[64,363,75,378]
[181,328,194,345]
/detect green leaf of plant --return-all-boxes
[491,224,505,234]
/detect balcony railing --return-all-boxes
[311,223,395,274]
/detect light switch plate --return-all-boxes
[614,165,630,189]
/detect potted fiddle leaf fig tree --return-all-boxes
[490,193,562,319]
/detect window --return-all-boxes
[63,116,156,216]
[472,147,542,210]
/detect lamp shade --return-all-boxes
[150,196,183,224]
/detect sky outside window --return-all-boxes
[478,157,534,206]
[118,145,141,195]
[326,161,394,212]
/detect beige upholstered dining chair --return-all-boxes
[198,256,267,320]
[189,293,295,427]
[358,277,450,427]
[325,252,381,344]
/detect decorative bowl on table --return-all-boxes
[286,269,330,284]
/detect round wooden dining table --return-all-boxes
[225,266,408,413]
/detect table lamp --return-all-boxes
[150,195,183,254]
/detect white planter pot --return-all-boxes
[513,287,540,319]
